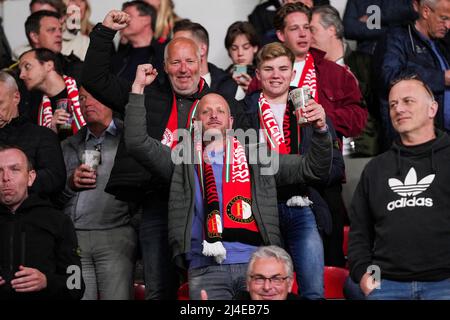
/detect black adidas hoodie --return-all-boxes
[349,130,450,283]
[0,194,84,300]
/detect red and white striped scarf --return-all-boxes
[257,92,294,154]
[293,52,318,101]
[38,75,85,133]
[161,78,205,149]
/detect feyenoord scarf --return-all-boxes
[38,75,85,133]
[197,137,261,263]
[293,52,319,101]
[258,92,300,155]
[161,78,205,149]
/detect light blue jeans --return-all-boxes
[188,263,248,300]
[367,278,450,300]
[278,204,324,299]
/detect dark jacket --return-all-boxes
[311,48,367,140]
[243,89,345,235]
[112,38,166,83]
[82,23,248,201]
[343,0,417,55]
[124,94,333,269]
[0,116,66,198]
[0,18,12,69]
[0,194,84,300]
[349,130,450,283]
[375,24,450,143]
[208,62,239,100]
[248,0,281,41]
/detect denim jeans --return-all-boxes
[343,276,366,300]
[188,263,248,300]
[278,203,324,299]
[367,278,450,300]
[77,225,137,300]
[140,202,178,300]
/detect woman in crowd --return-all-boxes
[224,21,260,99]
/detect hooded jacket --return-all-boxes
[349,130,450,283]
[0,194,84,300]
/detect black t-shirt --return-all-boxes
[49,88,68,112]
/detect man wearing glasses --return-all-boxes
[375,0,450,148]
[240,245,300,300]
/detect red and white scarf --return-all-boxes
[38,75,85,133]
[196,137,261,263]
[258,92,301,155]
[161,78,205,149]
[293,52,318,101]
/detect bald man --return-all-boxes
[347,75,450,300]
[125,63,333,299]
[82,10,248,300]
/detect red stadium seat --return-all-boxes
[177,282,190,300]
[134,282,146,300]
[324,266,349,299]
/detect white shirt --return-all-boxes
[202,73,212,88]
[290,60,306,87]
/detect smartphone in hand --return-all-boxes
[233,65,247,77]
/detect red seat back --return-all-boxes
[324,266,349,299]
[134,283,146,300]
[177,282,190,300]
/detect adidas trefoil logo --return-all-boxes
[388,168,435,196]
[386,168,434,211]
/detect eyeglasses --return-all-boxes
[249,275,290,285]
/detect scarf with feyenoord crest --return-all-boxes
[196,136,262,263]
